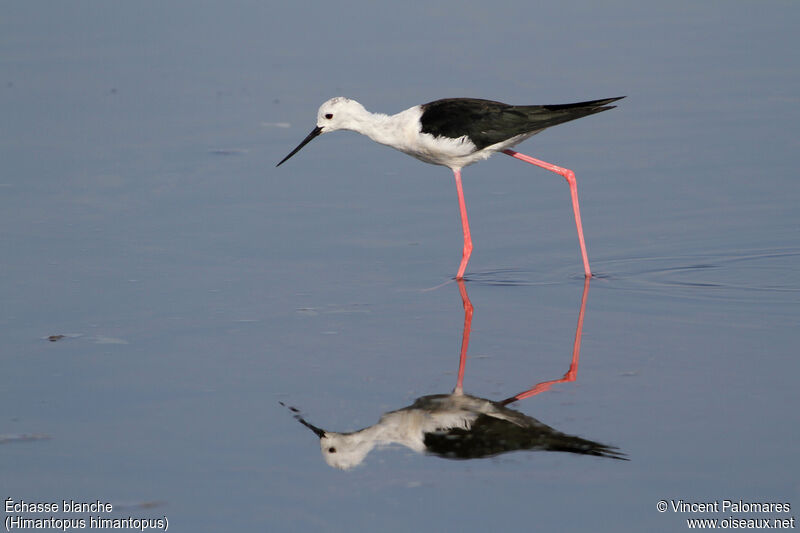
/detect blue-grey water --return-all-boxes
[2,2,798,531]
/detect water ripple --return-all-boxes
[451,248,799,304]
[595,248,800,302]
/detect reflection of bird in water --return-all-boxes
[284,393,626,470]
[283,278,627,470]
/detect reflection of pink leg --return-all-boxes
[501,276,590,404]
[453,169,473,280]
[502,149,592,278]
[453,279,473,395]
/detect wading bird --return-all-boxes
[277,96,623,279]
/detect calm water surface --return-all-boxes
[2,2,798,532]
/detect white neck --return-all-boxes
[340,107,417,151]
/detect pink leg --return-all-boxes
[503,149,592,278]
[501,276,590,405]
[453,168,473,280]
[453,279,473,395]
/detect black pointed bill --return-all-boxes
[276,125,323,167]
[279,401,327,438]
[296,416,326,439]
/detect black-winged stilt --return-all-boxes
[282,278,627,469]
[277,96,624,279]
[286,391,626,468]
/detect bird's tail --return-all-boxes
[542,96,625,112]
[521,96,625,132]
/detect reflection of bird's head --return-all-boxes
[319,432,374,470]
[282,402,376,470]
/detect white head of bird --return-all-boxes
[315,97,370,133]
[284,403,379,470]
[319,431,376,470]
[276,97,374,167]
[276,97,415,168]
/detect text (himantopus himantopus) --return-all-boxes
[277,96,624,279]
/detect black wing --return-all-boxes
[423,413,628,460]
[419,97,624,150]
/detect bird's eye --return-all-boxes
[328,447,337,453]
[324,113,333,119]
